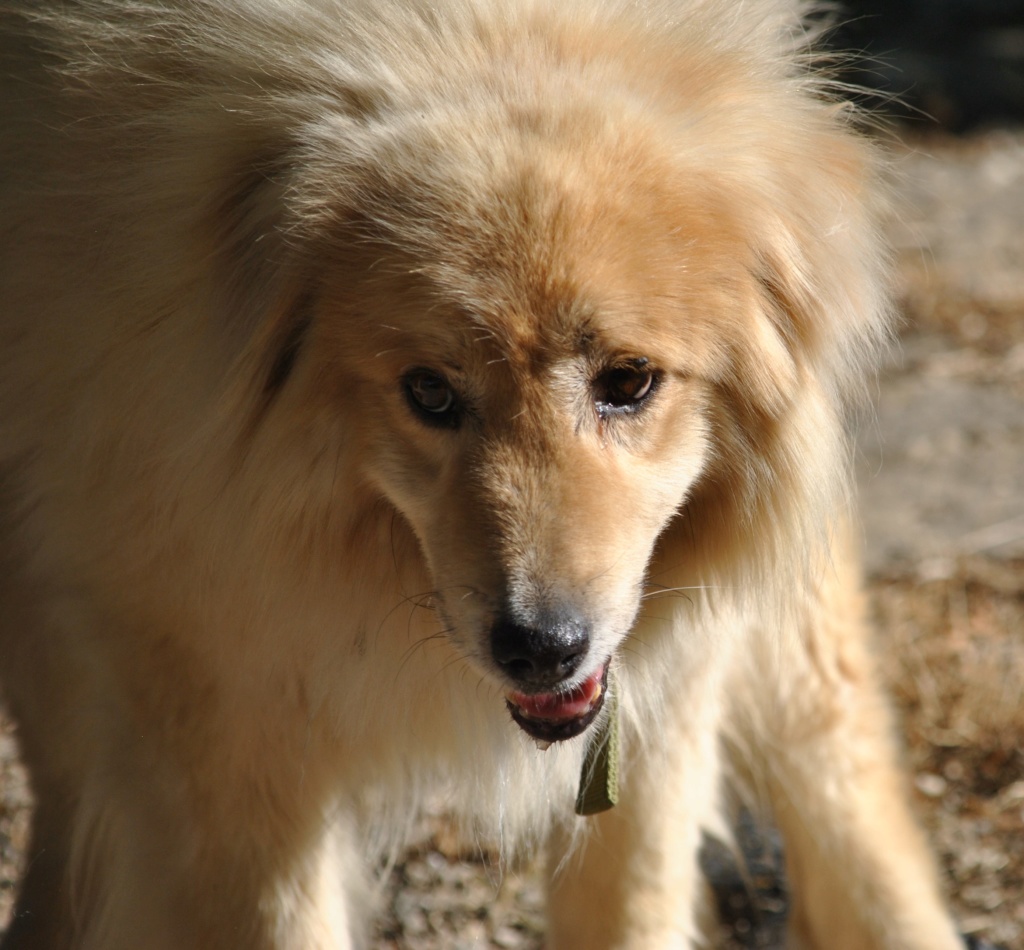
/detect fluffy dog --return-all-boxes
[0,1,963,947]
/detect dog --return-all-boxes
[0,1,964,947]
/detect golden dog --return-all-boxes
[0,1,963,947]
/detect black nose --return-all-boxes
[490,612,590,690]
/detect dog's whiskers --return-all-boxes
[395,627,452,682]
[641,583,727,601]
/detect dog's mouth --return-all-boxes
[505,662,609,744]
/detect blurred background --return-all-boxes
[831,0,1024,130]
[1,3,1022,948]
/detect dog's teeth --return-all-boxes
[533,739,552,752]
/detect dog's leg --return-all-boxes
[546,654,727,950]
[0,595,358,950]
[7,728,360,950]
[4,720,360,950]
[740,543,963,950]
[0,785,76,949]
[0,568,94,949]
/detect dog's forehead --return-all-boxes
[409,186,740,375]
[458,290,665,373]
[374,259,672,379]
[394,183,683,357]
[320,100,758,375]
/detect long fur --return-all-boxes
[0,1,961,948]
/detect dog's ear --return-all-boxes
[749,133,893,419]
[679,126,892,587]
[209,110,383,402]
[207,139,333,422]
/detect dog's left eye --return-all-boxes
[403,369,459,427]
[594,362,658,415]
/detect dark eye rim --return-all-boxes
[402,368,461,428]
[594,359,661,417]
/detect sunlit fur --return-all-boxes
[0,1,961,948]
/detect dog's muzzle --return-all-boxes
[505,661,609,743]
[491,612,608,743]
[491,613,589,689]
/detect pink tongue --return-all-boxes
[509,669,603,721]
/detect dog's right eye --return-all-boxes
[403,370,459,427]
[594,360,659,417]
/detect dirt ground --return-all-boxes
[1,130,1022,948]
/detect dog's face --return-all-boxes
[281,111,795,743]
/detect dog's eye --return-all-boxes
[595,362,658,415]
[403,370,459,426]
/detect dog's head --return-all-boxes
[215,12,887,744]
[302,125,725,742]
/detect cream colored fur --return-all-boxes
[0,1,961,947]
